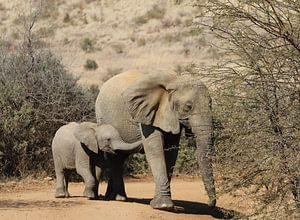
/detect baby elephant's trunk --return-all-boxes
[111,139,142,152]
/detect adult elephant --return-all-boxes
[96,70,216,210]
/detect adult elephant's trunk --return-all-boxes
[189,111,216,207]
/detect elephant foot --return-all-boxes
[55,188,69,198]
[83,187,97,199]
[105,193,127,201]
[208,198,216,207]
[150,195,174,211]
[115,194,127,202]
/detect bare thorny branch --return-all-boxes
[195,0,300,217]
[23,0,42,76]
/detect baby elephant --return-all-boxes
[52,122,142,199]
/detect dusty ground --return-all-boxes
[0,177,246,220]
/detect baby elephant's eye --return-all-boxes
[106,137,111,142]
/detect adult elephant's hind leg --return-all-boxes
[54,159,68,198]
[141,124,174,210]
[55,169,67,198]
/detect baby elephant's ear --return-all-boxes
[73,123,98,154]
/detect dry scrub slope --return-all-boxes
[0,0,217,86]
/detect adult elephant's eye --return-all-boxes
[183,101,193,113]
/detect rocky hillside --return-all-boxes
[0,0,218,86]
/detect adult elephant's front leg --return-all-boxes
[105,153,128,201]
[141,124,173,210]
[164,129,181,182]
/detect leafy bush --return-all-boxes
[0,48,96,178]
[111,43,125,54]
[84,59,98,70]
[136,38,146,47]
[63,13,71,23]
[80,37,95,53]
[124,154,149,175]
[174,137,198,175]
[133,5,166,25]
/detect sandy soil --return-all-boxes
[0,178,244,220]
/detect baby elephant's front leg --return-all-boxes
[76,165,97,199]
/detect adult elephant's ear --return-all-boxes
[122,72,180,134]
[73,123,98,154]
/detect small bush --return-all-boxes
[124,154,149,175]
[91,14,99,22]
[63,37,70,45]
[84,59,98,70]
[162,18,182,28]
[163,33,182,43]
[146,5,166,20]
[80,37,95,53]
[111,43,125,54]
[133,5,166,25]
[36,27,55,38]
[174,63,198,75]
[11,31,20,40]
[0,39,12,49]
[102,67,123,82]
[40,1,59,20]
[137,38,146,46]
[0,3,6,11]
[85,0,97,3]
[133,16,148,25]
[174,0,183,5]
[188,27,203,36]
[63,13,71,23]
[174,137,198,175]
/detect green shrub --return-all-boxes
[146,5,166,20]
[174,137,198,175]
[111,43,125,54]
[137,38,146,46]
[63,13,71,23]
[133,5,166,25]
[133,16,148,25]
[0,48,96,178]
[84,59,98,70]
[124,154,149,175]
[80,37,95,52]
[163,33,182,43]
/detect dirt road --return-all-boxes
[0,178,244,220]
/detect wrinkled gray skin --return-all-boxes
[96,70,216,210]
[52,122,142,199]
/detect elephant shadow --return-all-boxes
[127,197,241,219]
